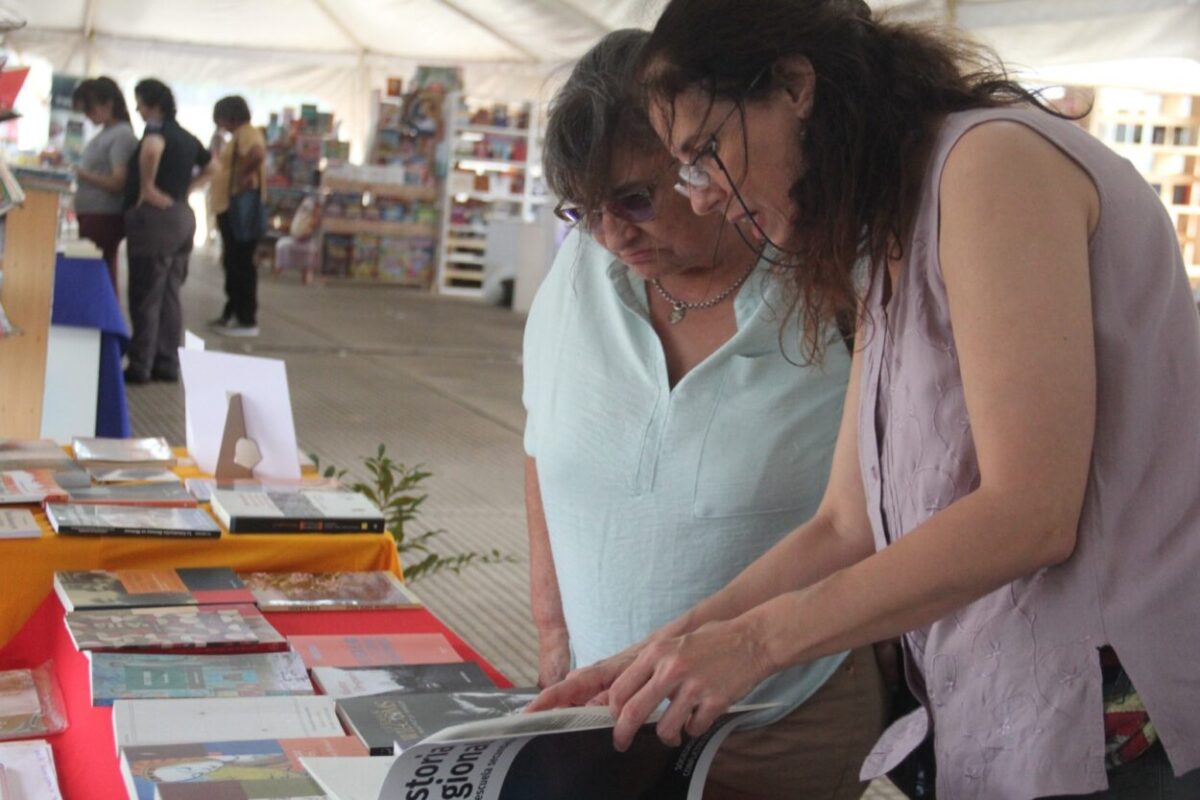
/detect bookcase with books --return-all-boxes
[436,93,548,297]
[313,84,445,287]
[1082,89,1200,280]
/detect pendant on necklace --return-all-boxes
[669,303,687,324]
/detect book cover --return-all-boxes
[54,567,256,612]
[337,689,538,755]
[0,438,90,488]
[72,436,174,466]
[65,607,260,652]
[241,571,420,611]
[90,651,313,706]
[0,508,40,539]
[0,669,46,738]
[45,503,221,538]
[86,466,182,484]
[377,706,766,800]
[211,489,385,534]
[112,696,345,750]
[311,662,493,700]
[0,468,67,504]
[122,737,365,800]
[64,482,198,508]
[0,740,63,800]
[288,634,461,670]
[154,781,323,800]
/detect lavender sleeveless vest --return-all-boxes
[857,107,1200,798]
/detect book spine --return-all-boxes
[226,517,386,534]
[54,525,221,538]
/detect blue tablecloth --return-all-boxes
[50,255,130,437]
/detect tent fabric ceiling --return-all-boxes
[9,0,1199,67]
[3,0,1196,159]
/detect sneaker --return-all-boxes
[207,315,232,328]
[217,322,259,338]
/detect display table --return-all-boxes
[0,508,402,647]
[48,254,131,438]
[0,593,512,800]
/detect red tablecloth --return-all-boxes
[0,593,511,800]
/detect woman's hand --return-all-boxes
[525,644,643,712]
[139,189,174,210]
[607,616,772,751]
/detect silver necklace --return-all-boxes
[651,261,757,324]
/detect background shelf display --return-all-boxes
[436,93,547,297]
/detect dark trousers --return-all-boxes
[124,202,195,377]
[216,211,259,325]
[76,212,124,295]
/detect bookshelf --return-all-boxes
[1085,90,1200,279]
[0,188,59,437]
[318,170,439,287]
[435,93,548,298]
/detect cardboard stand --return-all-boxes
[214,393,263,478]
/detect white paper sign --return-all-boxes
[178,349,301,479]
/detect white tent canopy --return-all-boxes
[4,0,1198,154]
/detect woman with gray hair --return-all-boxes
[522,29,882,799]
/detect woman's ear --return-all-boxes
[771,55,815,119]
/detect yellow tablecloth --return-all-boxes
[0,453,402,646]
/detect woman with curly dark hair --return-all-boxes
[531,1,1200,796]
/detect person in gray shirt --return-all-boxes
[72,77,138,293]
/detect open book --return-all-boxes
[367,704,770,800]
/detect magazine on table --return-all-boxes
[375,704,770,800]
[336,688,539,756]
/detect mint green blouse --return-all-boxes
[523,231,851,726]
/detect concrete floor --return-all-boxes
[124,246,903,800]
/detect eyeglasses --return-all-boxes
[554,186,657,227]
[675,69,767,193]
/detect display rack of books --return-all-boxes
[260,103,348,264]
[318,164,439,286]
[1084,89,1200,279]
[436,93,547,297]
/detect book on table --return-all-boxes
[71,436,176,472]
[288,633,461,669]
[64,605,287,655]
[62,482,198,508]
[53,568,254,612]
[87,466,182,484]
[0,740,64,800]
[297,755,395,800]
[111,696,345,751]
[312,661,494,699]
[0,669,56,739]
[210,488,385,533]
[0,438,90,488]
[337,688,539,755]
[119,736,367,800]
[0,469,67,504]
[0,508,40,539]
[240,570,421,612]
[184,476,340,503]
[373,704,770,800]
[44,503,221,538]
[88,651,314,706]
